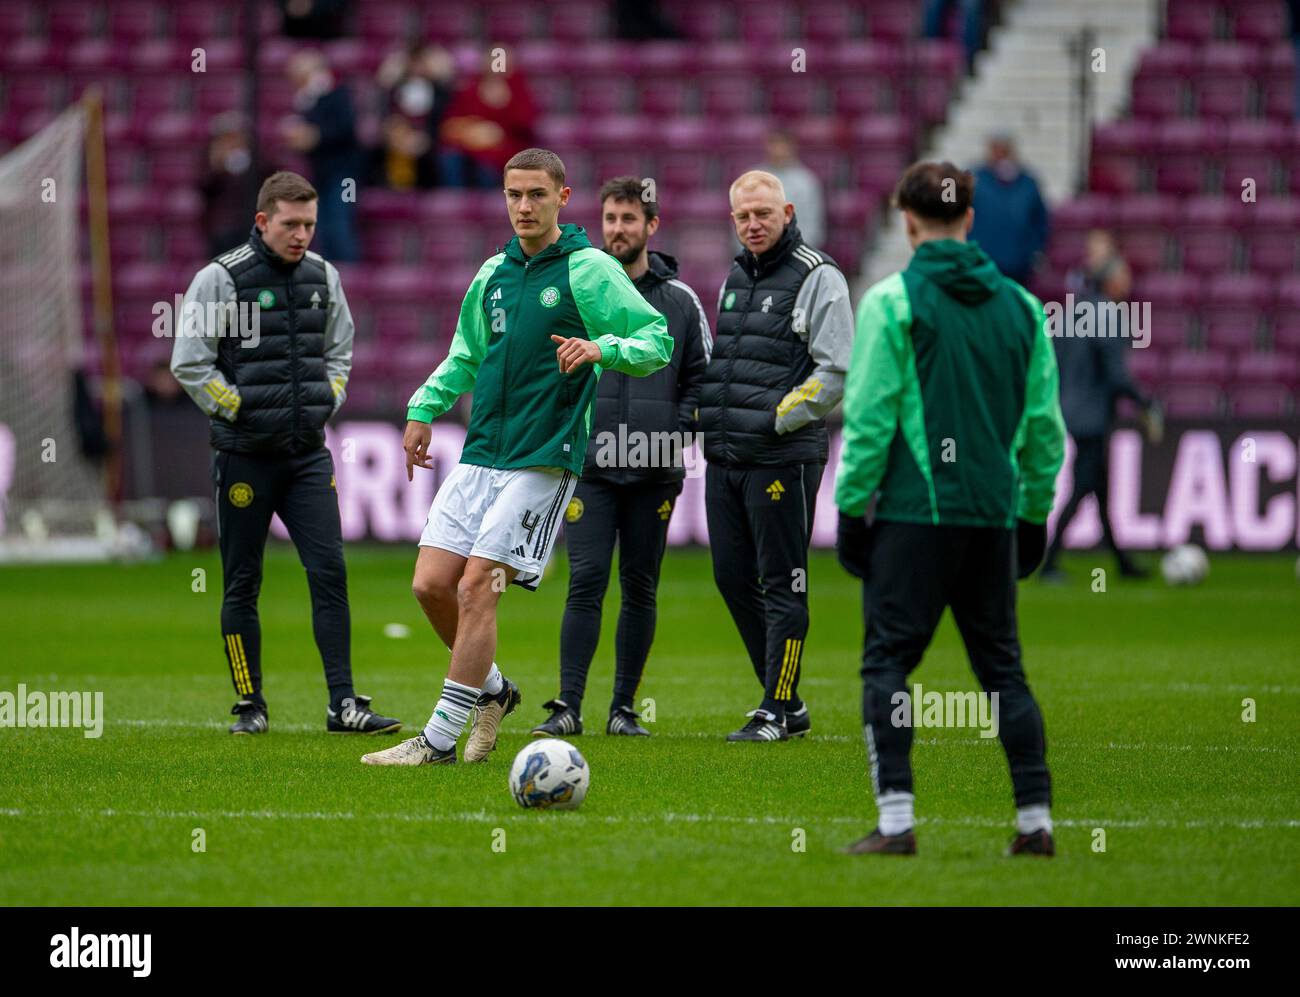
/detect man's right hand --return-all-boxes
[403,420,433,481]
[836,511,874,580]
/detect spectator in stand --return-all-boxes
[283,50,362,261]
[756,129,826,250]
[613,0,682,39]
[1290,1,1300,120]
[438,53,537,189]
[923,0,987,71]
[1041,230,1162,582]
[371,42,457,190]
[279,0,347,39]
[969,131,1048,288]
[200,113,259,257]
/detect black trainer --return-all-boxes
[726,709,788,742]
[1007,829,1056,857]
[531,698,582,737]
[606,706,650,736]
[785,704,812,737]
[326,695,402,734]
[229,699,268,735]
[842,828,918,855]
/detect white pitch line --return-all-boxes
[103,719,1297,754]
[0,806,1295,831]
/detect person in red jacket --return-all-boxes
[438,54,537,189]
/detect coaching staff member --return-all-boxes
[532,177,711,739]
[700,170,855,743]
[835,162,1065,856]
[171,171,400,736]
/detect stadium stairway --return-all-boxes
[860,0,1161,290]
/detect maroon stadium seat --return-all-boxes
[803,2,857,44]
[1131,44,1195,119]
[668,1,732,42]
[1195,44,1258,120]
[738,2,795,44]
[1161,383,1224,418]
[1165,1,1219,44]
[1229,0,1290,44]
[1234,351,1299,387]
[1168,349,1233,387]
[1155,119,1221,195]
[867,0,921,42]
[1271,313,1300,352]
[1229,383,1293,418]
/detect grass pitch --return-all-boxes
[1,544,1296,906]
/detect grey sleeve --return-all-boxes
[774,263,855,434]
[324,262,355,413]
[169,263,241,421]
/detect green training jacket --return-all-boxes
[407,224,671,475]
[834,238,1065,528]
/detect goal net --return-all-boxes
[0,104,109,560]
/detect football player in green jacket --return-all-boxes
[362,148,671,767]
[834,161,1066,856]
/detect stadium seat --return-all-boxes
[1154,120,1221,195]
[1228,383,1293,418]
[1160,383,1223,418]
[1132,44,1195,120]
[1228,0,1290,44]
[739,2,796,44]
[867,0,921,42]
[800,2,855,43]
[1165,1,1219,44]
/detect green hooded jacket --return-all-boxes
[834,239,1065,528]
[407,224,672,474]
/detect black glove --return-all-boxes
[836,511,874,579]
[1016,519,1047,579]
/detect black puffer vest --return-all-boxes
[699,219,833,468]
[210,228,334,455]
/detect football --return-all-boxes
[509,738,590,811]
[1161,543,1210,586]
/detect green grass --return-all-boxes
[1,545,1297,905]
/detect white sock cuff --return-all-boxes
[1016,803,1053,835]
[877,790,915,836]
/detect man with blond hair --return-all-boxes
[699,170,855,742]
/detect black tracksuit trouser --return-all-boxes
[856,521,1051,808]
[705,461,823,718]
[212,446,353,705]
[558,477,681,715]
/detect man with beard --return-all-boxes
[532,177,711,738]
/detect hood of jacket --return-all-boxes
[635,249,679,288]
[502,222,592,263]
[908,238,1003,305]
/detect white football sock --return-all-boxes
[444,643,503,697]
[423,678,480,752]
[1016,804,1053,835]
[877,790,915,836]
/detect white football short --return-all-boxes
[419,462,578,591]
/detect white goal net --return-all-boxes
[0,105,108,559]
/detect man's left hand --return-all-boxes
[551,335,602,374]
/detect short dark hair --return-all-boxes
[892,161,974,223]
[256,171,317,216]
[503,148,566,189]
[598,176,658,221]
